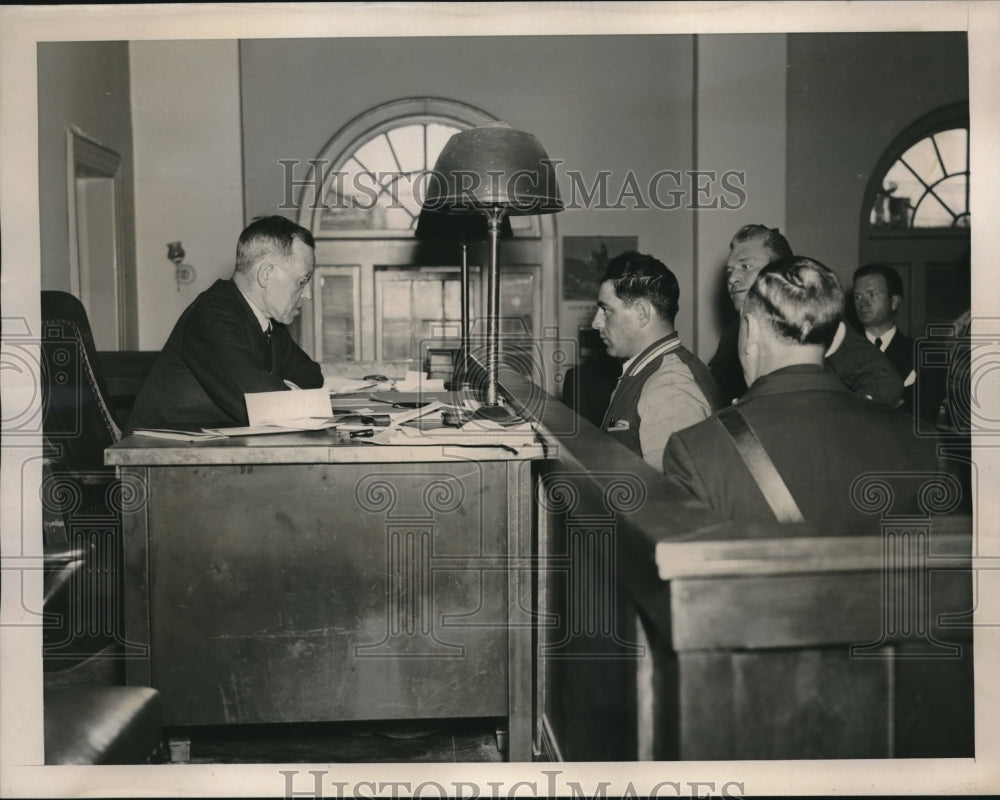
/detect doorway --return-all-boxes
[66,129,126,350]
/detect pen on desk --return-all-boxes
[350,428,375,438]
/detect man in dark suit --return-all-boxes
[664,256,939,530]
[128,216,323,431]
[852,263,943,426]
[708,224,902,407]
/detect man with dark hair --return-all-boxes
[592,251,726,469]
[128,216,323,431]
[664,257,939,527]
[852,263,931,420]
[708,224,903,406]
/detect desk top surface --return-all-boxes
[108,389,551,466]
[107,428,547,466]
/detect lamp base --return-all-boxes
[472,404,523,426]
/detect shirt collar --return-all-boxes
[236,284,271,333]
[866,326,897,350]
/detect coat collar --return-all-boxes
[740,363,848,401]
[620,332,681,379]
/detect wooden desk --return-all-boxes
[106,426,545,761]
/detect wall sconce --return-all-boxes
[167,241,196,290]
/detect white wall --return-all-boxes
[693,35,787,362]
[130,40,244,349]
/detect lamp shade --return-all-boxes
[422,122,563,215]
[415,207,514,241]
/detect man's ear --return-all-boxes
[256,261,273,289]
[890,294,901,314]
[634,299,651,327]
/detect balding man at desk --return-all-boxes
[664,256,939,528]
[128,216,323,432]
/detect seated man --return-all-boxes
[128,216,323,431]
[664,256,940,528]
[710,224,903,406]
[853,262,945,426]
[592,251,726,469]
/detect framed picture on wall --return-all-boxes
[562,235,638,301]
[560,236,639,363]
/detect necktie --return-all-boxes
[265,323,275,371]
[874,337,883,350]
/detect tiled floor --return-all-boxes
[178,718,505,763]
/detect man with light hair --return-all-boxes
[664,256,938,527]
[709,224,903,407]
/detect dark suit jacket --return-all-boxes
[128,279,323,431]
[709,319,903,407]
[866,328,945,427]
[663,364,941,532]
[883,329,915,379]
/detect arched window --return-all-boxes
[294,98,556,382]
[868,123,969,230]
[860,103,970,338]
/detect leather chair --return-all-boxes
[40,291,163,764]
[40,291,123,666]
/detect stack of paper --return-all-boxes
[324,376,378,395]
[204,388,337,436]
[371,419,537,450]
[132,429,228,442]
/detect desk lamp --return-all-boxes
[414,207,512,390]
[422,122,563,421]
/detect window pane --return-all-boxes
[381,280,410,319]
[934,129,967,176]
[354,134,398,173]
[381,319,412,361]
[320,274,355,360]
[426,124,460,163]
[913,190,954,228]
[919,174,967,226]
[413,280,444,316]
[320,157,385,230]
[899,137,945,185]
[386,124,425,174]
[500,273,534,335]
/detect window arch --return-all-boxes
[294,98,558,388]
[863,102,970,233]
[297,97,537,238]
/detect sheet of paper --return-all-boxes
[132,429,228,442]
[202,422,337,436]
[245,387,332,427]
[393,370,445,393]
[324,375,378,394]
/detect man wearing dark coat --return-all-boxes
[709,224,903,407]
[853,263,945,427]
[128,216,323,431]
[664,256,940,530]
